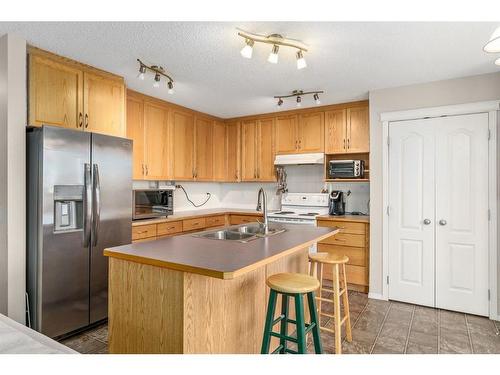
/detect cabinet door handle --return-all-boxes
[298,139,301,149]
[347,139,350,149]
[142,164,145,176]
[145,165,148,176]
[78,112,83,128]
[84,114,89,128]
[343,139,346,149]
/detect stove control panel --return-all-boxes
[281,193,329,207]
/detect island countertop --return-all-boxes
[104,224,338,279]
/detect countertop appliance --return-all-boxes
[328,160,365,179]
[133,188,174,220]
[268,193,329,226]
[27,126,132,338]
[329,190,346,216]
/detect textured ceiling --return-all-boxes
[0,22,498,118]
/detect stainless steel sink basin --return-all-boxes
[197,230,255,241]
[192,223,287,242]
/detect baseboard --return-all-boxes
[368,292,387,301]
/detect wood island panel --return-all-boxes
[108,247,311,354]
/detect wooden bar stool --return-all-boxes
[261,273,323,354]
[309,252,352,354]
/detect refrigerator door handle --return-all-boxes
[83,163,92,247]
[92,164,101,247]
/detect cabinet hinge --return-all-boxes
[386,275,389,284]
[488,129,491,140]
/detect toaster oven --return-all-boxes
[328,160,365,179]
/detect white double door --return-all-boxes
[388,113,489,316]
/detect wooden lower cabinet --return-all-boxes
[228,214,262,225]
[206,215,226,228]
[132,224,157,241]
[157,221,183,236]
[316,219,370,292]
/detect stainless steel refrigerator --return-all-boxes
[26,125,132,338]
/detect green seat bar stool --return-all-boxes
[261,272,323,354]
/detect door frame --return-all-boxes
[379,100,499,320]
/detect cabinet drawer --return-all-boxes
[206,215,226,228]
[317,243,367,267]
[317,220,366,235]
[320,232,365,247]
[132,224,157,240]
[229,215,261,225]
[322,264,368,286]
[183,217,207,231]
[157,221,183,236]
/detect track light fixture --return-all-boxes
[137,59,174,93]
[237,28,308,69]
[273,90,324,108]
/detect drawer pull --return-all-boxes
[334,238,346,242]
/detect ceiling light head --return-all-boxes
[296,50,307,70]
[495,57,500,66]
[153,72,161,88]
[167,81,174,94]
[240,39,254,59]
[268,45,279,64]
[484,26,500,53]
[313,93,321,105]
[137,65,146,80]
[277,98,283,107]
[296,96,302,108]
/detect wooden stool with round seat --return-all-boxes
[309,252,352,354]
[261,273,323,354]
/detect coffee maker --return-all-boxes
[329,190,345,216]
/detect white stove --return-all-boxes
[268,193,329,226]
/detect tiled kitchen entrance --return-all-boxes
[60,291,500,354]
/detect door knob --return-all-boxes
[439,219,447,226]
[423,219,431,225]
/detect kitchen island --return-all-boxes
[104,224,337,354]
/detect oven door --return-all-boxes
[133,190,173,220]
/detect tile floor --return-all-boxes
[60,291,500,354]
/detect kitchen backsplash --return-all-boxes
[132,164,370,214]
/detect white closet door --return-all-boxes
[388,119,436,307]
[435,113,489,316]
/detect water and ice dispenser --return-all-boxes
[53,185,84,233]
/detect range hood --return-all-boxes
[274,153,325,165]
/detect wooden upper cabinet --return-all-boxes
[212,121,227,181]
[194,118,213,181]
[126,95,145,179]
[226,121,240,182]
[275,115,298,154]
[241,120,258,181]
[297,112,324,153]
[346,106,369,153]
[172,110,195,180]
[83,71,125,137]
[28,48,125,138]
[325,109,347,154]
[257,118,276,181]
[144,101,170,180]
[28,53,83,129]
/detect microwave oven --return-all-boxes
[328,160,365,179]
[133,189,174,220]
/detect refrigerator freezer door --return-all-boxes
[40,126,91,337]
[90,134,132,323]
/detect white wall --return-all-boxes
[0,34,26,323]
[133,164,370,213]
[369,71,500,303]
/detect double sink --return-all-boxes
[192,223,286,243]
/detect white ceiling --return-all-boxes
[0,22,498,118]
